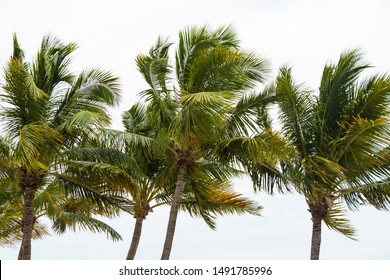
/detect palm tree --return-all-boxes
[72,102,261,260]
[134,25,270,259]
[0,34,121,259]
[249,49,390,259]
[123,102,261,259]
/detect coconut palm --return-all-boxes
[72,102,261,260]
[0,34,122,259]
[123,102,261,259]
[249,49,390,259]
[134,26,270,259]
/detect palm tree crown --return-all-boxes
[0,34,122,259]
[250,49,390,259]
[134,25,270,259]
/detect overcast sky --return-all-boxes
[1,0,390,260]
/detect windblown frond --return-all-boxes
[276,65,316,158]
[318,48,370,141]
[324,202,356,239]
[52,211,122,241]
[14,123,62,172]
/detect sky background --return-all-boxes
[1,0,390,260]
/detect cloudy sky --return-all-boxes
[1,0,390,260]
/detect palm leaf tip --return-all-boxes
[12,33,25,61]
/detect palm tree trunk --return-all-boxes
[126,216,144,260]
[18,186,35,260]
[309,196,329,260]
[18,241,24,259]
[161,164,188,260]
[310,214,322,260]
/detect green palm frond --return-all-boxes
[51,68,120,131]
[276,65,316,158]
[135,37,176,129]
[1,59,48,137]
[341,179,390,210]
[136,36,173,92]
[172,96,229,149]
[227,85,276,136]
[0,136,17,173]
[318,48,370,138]
[141,89,177,130]
[176,24,240,87]
[248,161,291,194]
[180,90,237,106]
[184,46,269,93]
[346,73,390,120]
[122,102,149,134]
[216,128,296,166]
[333,117,390,172]
[71,68,121,106]
[57,110,111,133]
[51,171,128,211]
[14,123,62,171]
[302,156,345,189]
[60,160,135,190]
[191,160,242,182]
[12,33,25,62]
[34,181,64,216]
[324,202,356,239]
[51,211,122,241]
[98,129,155,152]
[31,34,76,93]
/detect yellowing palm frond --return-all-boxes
[324,201,356,240]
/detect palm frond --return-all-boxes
[14,123,62,171]
[71,68,121,106]
[57,110,111,133]
[333,117,390,173]
[51,68,120,131]
[318,48,370,138]
[216,128,296,167]
[227,85,276,136]
[176,24,240,87]
[31,34,76,93]
[136,36,173,92]
[181,179,261,229]
[1,59,48,137]
[122,102,148,134]
[248,161,291,194]
[12,33,25,62]
[302,156,345,189]
[341,179,390,210]
[184,46,269,93]
[34,181,64,216]
[173,93,231,148]
[346,73,390,120]
[324,201,356,239]
[97,129,155,152]
[276,65,316,158]
[51,211,122,241]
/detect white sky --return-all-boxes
[1,0,390,260]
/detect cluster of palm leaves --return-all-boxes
[1,25,390,260]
